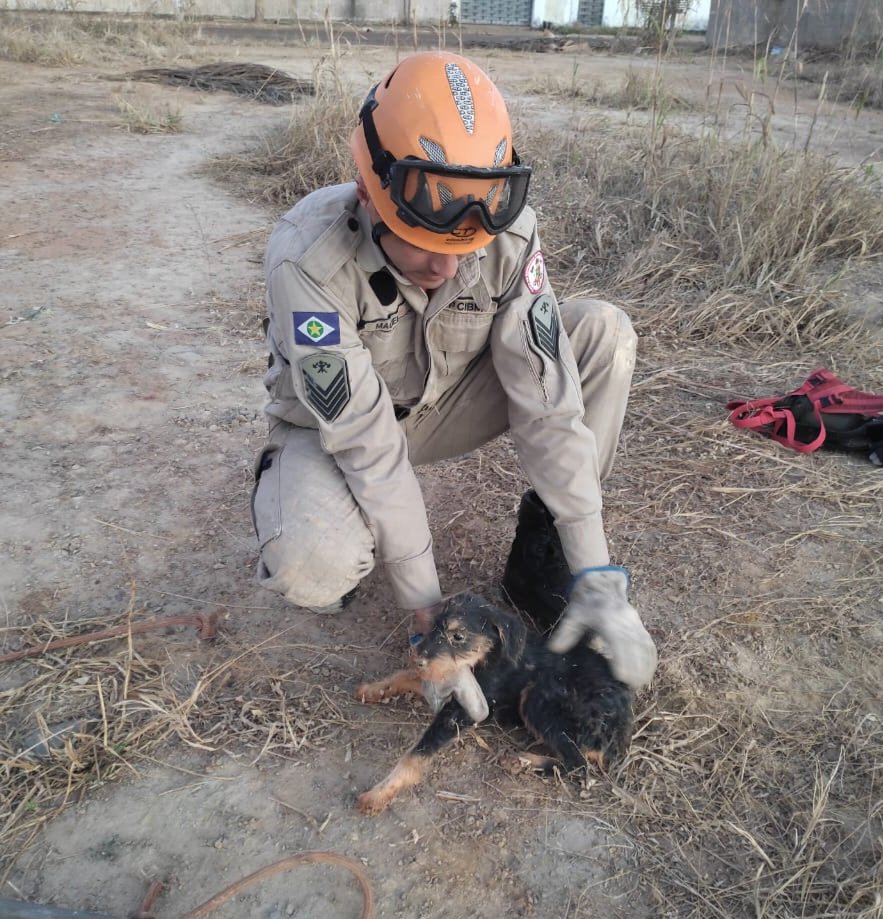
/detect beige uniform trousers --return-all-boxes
[251,298,635,609]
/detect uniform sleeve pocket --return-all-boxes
[250,444,284,549]
[520,320,549,402]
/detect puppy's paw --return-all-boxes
[357,787,394,816]
[354,681,389,704]
[502,754,532,775]
[504,751,556,774]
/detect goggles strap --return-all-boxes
[359,89,396,188]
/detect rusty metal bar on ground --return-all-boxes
[0,612,219,664]
[0,852,374,919]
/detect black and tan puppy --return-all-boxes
[355,592,634,815]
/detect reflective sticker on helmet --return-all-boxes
[524,250,545,294]
[493,137,507,167]
[528,294,559,361]
[445,62,475,134]
[419,136,447,164]
[300,353,350,422]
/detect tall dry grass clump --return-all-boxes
[524,120,883,347]
[0,11,206,66]
[225,58,883,352]
[213,58,360,206]
[796,50,883,112]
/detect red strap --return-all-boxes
[727,369,883,455]
[728,399,825,453]
[793,369,883,414]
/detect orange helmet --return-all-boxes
[350,51,531,255]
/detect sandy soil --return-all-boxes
[1,25,882,919]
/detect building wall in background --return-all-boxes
[457,0,533,26]
[4,0,449,24]
[533,0,581,27]
[707,0,883,50]
[603,0,711,30]
[5,0,714,28]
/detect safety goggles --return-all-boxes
[386,156,532,235]
[359,88,532,236]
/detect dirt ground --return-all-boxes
[2,21,882,919]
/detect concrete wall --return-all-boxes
[4,0,450,23]
[260,0,448,22]
[603,0,711,30]
[3,0,715,27]
[707,0,883,50]
[533,0,581,29]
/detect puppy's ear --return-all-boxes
[490,609,526,663]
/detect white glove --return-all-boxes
[548,566,657,689]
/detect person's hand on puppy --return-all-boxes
[548,566,657,689]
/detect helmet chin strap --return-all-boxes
[370,221,391,245]
[371,220,408,279]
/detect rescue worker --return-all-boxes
[251,51,657,696]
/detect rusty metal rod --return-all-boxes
[0,613,218,665]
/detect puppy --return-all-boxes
[355,591,634,815]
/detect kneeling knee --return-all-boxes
[257,532,374,609]
[562,299,636,366]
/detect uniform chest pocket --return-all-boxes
[359,310,416,363]
[359,309,418,395]
[431,306,497,378]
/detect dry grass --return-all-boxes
[527,63,693,113]
[835,60,883,113]
[0,606,359,881]
[787,52,883,113]
[115,95,183,134]
[209,58,360,206]
[0,11,207,67]
[523,121,883,350]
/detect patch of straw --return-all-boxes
[0,612,365,882]
[115,95,183,134]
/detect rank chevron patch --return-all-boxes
[300,353,350,422]
[528,294,559,361]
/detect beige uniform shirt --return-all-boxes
[264,183,609,608]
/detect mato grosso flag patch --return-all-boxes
[300,352,350,422]
[528,294,560,361]
[293,311,341,346]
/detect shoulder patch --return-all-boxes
[528,294,559,361]
[524,250,545,294]
[300,352,350,422]
[294,311,341,346]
